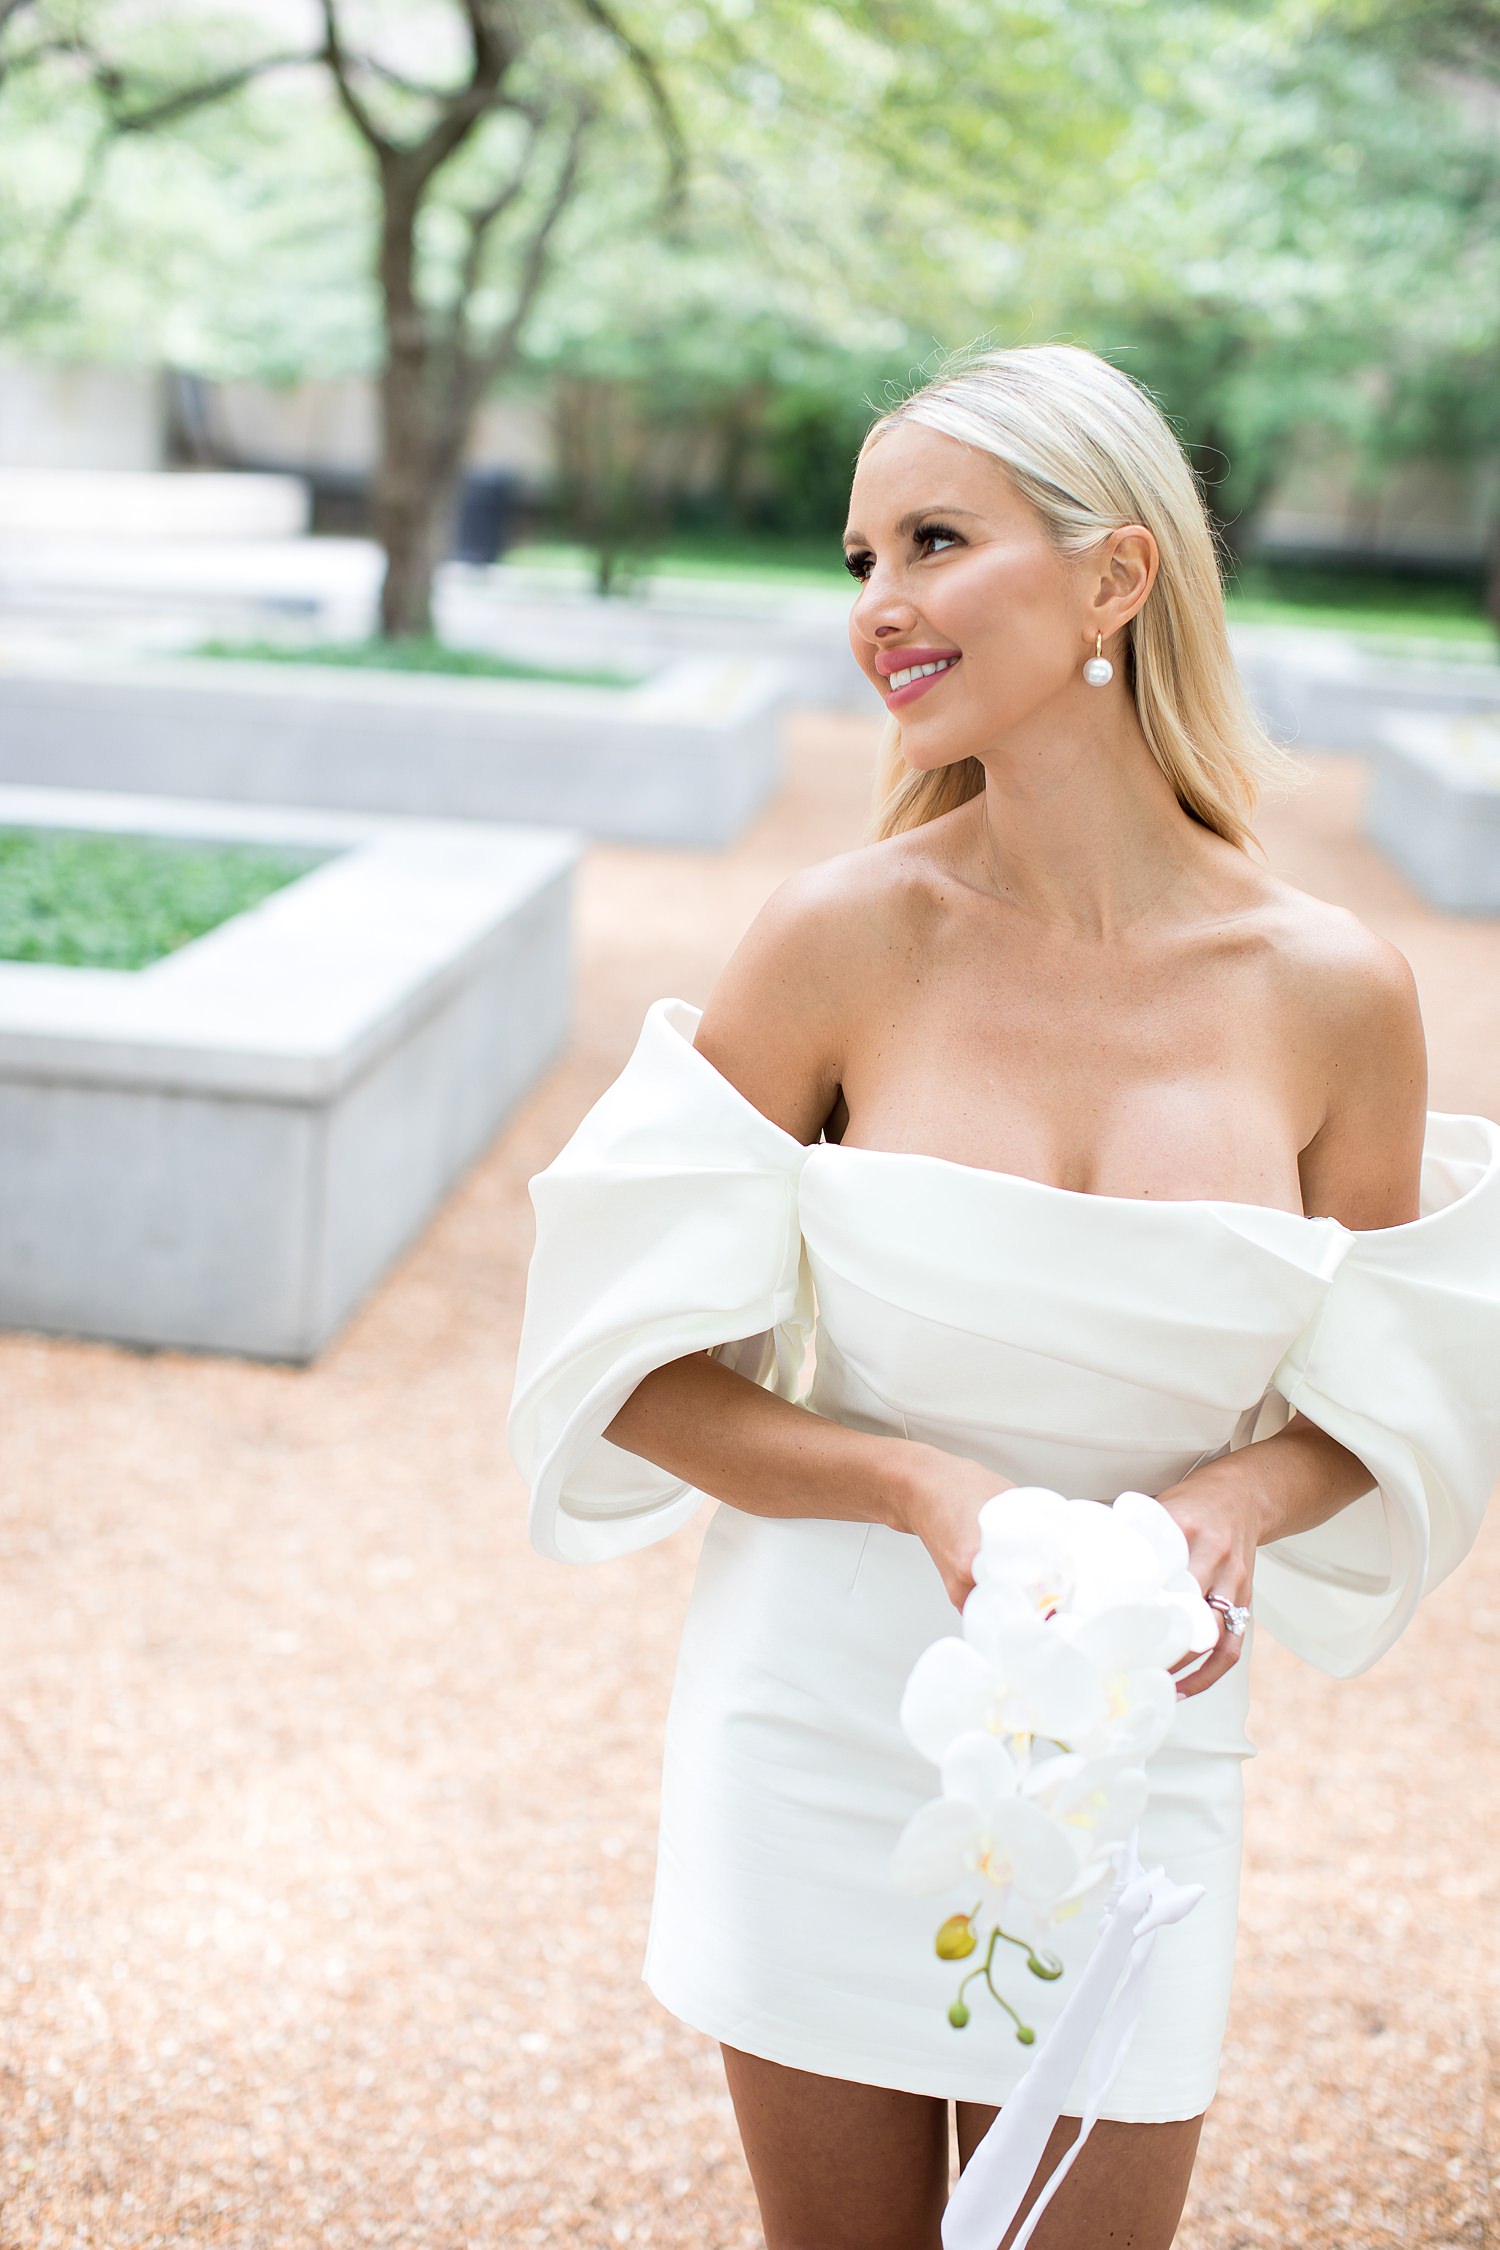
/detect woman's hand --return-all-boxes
[885,1446,1015,1610]
[1155,1460,1268,1699]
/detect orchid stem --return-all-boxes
[958,1930,1037,2044]
[992,1923,1065,1982]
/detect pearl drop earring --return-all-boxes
[1083,632,1113,687]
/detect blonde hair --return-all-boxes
[863,344,1296,849]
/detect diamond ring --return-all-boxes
[1206,1593,1250,1638]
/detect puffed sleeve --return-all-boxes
[1259,1113,1500,1677]
[508,998,815,1564]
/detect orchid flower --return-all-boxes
[895,1484,1220,2040]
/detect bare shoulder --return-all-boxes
[693,828,946,1142]
[1244,869,1427,1226]
[1250,872,1421,1048]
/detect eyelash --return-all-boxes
[843,522,962,582]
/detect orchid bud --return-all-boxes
[935,1914,977,1961]
[948,2000,971,2029]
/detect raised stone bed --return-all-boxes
[0,469,310,540]
[443,566,871,714]
[0,536,870,713]
[0,649,785,848]
[0,786,577,1360]
[1368,716,1500,913]
[1230,622,1500,754]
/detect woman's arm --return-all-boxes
[606,1352,1006,1606]
[604,864,1013,1607]
[1162,924,1428,1698]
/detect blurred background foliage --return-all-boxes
[1,0,1497,614]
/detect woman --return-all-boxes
[508,344,1500,2250]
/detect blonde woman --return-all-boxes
[509,345,1500,2249]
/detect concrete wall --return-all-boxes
[0,653,787,847]
[1367,719,1500,912]
[444,569,873,714]
[1255,435,1500,570]
[1230,624,1500,753]
[0,789,578,1359]
[203,376,554,486]
[0,470,310,540]
[0,363,167,470]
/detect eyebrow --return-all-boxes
[842,504,985,548]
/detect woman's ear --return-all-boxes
[1086,525,1158,640]
[1106,526,1159,617]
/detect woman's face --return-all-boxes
[843,422,1118,772]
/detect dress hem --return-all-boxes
[641,1967,1218,2126]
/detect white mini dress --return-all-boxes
[509,1000,1500,2122]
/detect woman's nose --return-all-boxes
[850,567,916,649]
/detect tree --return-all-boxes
[308,1,682,634]
[2,0,685,636]
[5,0,1496,621]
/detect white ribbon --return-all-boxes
[941,1843,1204,2250]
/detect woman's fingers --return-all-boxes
[1174,1622,1242,1698]
[1169,1509,1252,1699]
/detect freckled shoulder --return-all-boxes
[1246,870,1423,1060]
[1243,870,1428,1225]
[693,825,959,1140]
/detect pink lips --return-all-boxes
[875,648,962,711]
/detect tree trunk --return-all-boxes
[372,327,440,638]
[372,163,443,640]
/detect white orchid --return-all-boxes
[978,1486,1219,1668]
[894,1733,1092,1908]
[895,1484,1220,2042]
[900,1613,1109,1764]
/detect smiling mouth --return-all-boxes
[885,654,960,696]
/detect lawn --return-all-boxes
[0,829,316,971]
[506,532,854,593]
[194,635,645,689]
[1222,559,1495,647]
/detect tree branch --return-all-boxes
[104,48,317,133]
[0,3,96,90]
[360,52,525,106]
[400,0,518,186]
[450,115,541,336]
[322,0,522,191]
[5,118,111,327]
[571,0,686,198]
[465,107,592,394]
[319,0,397,156]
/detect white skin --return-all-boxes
[606,421,1428,2250]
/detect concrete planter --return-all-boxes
[0,648,786,848]
[442,567,873,714]
[0,537,872,714]
[1231,623,1500,754]
[1367,717,1500,913]
[0,787,577,1359]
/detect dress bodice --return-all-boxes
[797,1139,1348,1499]
[509,998,1500,1678]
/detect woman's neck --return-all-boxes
[958,697,1213,940]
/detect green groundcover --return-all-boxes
[0,828,315,972]
[194,634,644,689]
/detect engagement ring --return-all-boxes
[1206,1593,1250,1638]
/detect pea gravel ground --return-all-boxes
[1,716,1496,2250]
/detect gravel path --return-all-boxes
[1,718,1495,2248]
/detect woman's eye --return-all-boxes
[917,524,960,555]
[843,549,873,582]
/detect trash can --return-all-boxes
[451,470,520,564]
